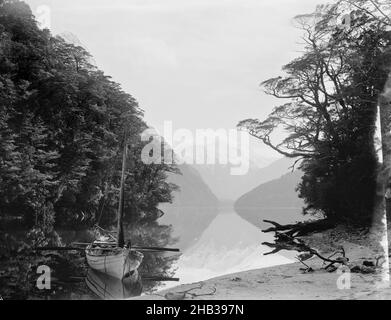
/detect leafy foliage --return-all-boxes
[0,0,178,233]
[0,0,180,299]
[239,1,391,224]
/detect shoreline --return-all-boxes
[134,227,390,300]
[135,262,387,300]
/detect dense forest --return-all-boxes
[0,0,179,299]
[239,0,391,226]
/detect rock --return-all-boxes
[363,260,375,267]
[327,265,338,273]
[336,257,349,264]
[360,266,376,274]
[165,292,186,300]
[350,266,362,273]
[350,265,376,274]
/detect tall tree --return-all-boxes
[239,1,391,224]
[0,0,178,232]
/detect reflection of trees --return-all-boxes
[0,221,178,298]
[125,221,179,292]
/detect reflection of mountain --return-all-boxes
[159,164,219,250]
[174,212,294,284]
[193,157,294,201]
[234,170,305,227]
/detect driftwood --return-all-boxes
[262,220,347,271]
[262,219,334,237]
[261,220,386,275]
[263,233,346,263]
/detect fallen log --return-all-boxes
[262,233,348,267]
[262,219,334,237]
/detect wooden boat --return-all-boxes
[86,137,143,279]
[86,268,142,300]
[86,243,143,279]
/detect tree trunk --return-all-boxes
[377,72,391,285]
[379,74,391,219]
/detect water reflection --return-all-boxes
[128,221,180,292]
[86,268,142,300]
[161,208,296,290]
[24,205,297,299]
[60,205,298,298]
[55,220,179,299]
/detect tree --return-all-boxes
[0,0,179,299]
[0,0,178,232]
[239,1,391,224]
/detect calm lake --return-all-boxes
[52,206,295,300]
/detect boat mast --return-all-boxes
[117,137,128,248]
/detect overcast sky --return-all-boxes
[25,0,326,160]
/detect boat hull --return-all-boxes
[86,246,143,279]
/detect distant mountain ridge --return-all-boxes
[159,164,219,250]
[167,164,219,207]
[193,157,294,201]
[234,169,305,227]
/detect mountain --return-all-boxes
[249,157,296,186]
[166,164,219,207]
[192,157,294,201]
[234,170,306,228]
[159,164,219,250]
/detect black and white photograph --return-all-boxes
[1,0,391,304]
